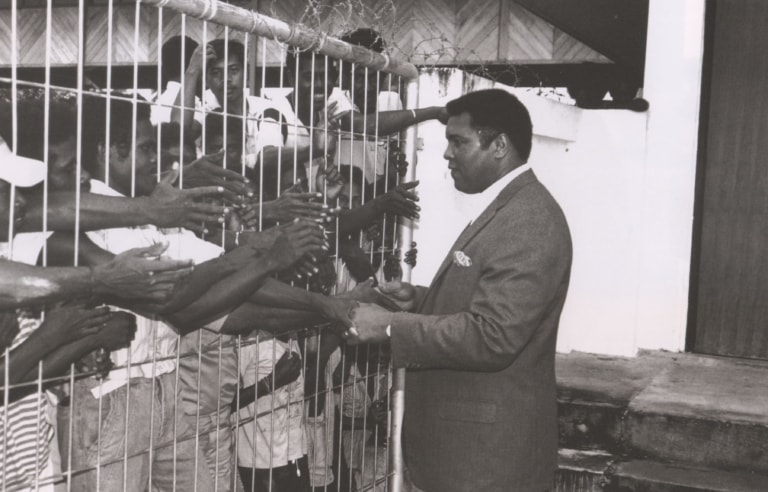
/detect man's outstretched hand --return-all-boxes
[375,280,419,312]
[371,181,420,220]
[92,243,193,304]
[178,150,252,204]
[271,351,302,391]
[147,169,228,232]
[263,218,328,272]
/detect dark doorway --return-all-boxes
[688,0,768,359]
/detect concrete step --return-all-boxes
[557,351,768,474]
[557,449,768,492]
[556,449,613,491]
[606,459,768,491]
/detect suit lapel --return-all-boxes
[425,170,538,291]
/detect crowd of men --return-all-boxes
[2,26,572,492]
[1,30,444,492]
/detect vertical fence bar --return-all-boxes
[387,75,420,492]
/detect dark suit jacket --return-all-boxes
[390,170,572,492]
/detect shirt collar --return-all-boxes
[466,163,531,225]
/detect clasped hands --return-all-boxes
[334,279,417,345]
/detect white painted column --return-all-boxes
[634,0,706,352]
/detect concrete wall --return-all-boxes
[407,0,705,357]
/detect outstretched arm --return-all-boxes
[0,243,193,310]
[164,220,326,332]
[170,43,214,141]
[22,186,226,233]
[340,106,447,137]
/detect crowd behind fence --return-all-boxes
[0,1,437,490]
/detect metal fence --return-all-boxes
[0,1,420,490]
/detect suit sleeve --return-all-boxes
[390,208,571,372]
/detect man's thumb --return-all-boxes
[161,166,180,186]
[378,280,401,294]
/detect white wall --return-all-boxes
[406,0,705,356]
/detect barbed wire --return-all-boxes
[0,0,578,104]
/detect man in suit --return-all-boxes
[344,89,572,491]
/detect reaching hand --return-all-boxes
[263,219,327,271]
[94,311,137,351]
[260,187,332,224]
[320,297,359,330]
[185,43,217,78]
[383,250,402,282]
[306,255,337,295]
[372,181,420,220]
[41,304,113,341]
[376,280,418,312]
[315,162,345,202]
[148,170,228,231]
[270,351,302,391]
[435,106,449,125]
[92,243,194,303]
[370,398,388,425]
[404,242,418,268]
[338,238,376,283]
[313,108,342,157]
[179,151,252,204]
[388,142,409,178]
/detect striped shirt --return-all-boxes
[0,312,55,490]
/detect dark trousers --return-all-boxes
[239,455,311,492]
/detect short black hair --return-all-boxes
[445,89,533,161]
[160,35,199,86]
[284,47,337,78]
[0,100,75,161]
[81,94,152,174]
[208,39,245,69]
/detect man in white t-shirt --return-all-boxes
[173,39,340,188]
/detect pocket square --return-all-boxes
[453,250,472,267]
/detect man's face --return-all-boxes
[295,56,336,116]
[443,112,499,194]
[0,180,27,242]
[207,55,244,107]
[345,65,380,110]
[48,135,90,193]
[206,134,242,171]
[108,120,157,197]
[339,181,362,210]
[160,142,196,172]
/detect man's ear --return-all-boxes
[493,133,511,159]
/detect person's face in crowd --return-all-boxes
[107,120,158,197]
[48,135,90,193]
[207,53,244,107]
[0,180,27,242]
[206,133,243,171]
[160,141,196,172]
[295,55,337,118]
[339,180,362,209]
[443,112,500,194]
[346,64,380,110]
